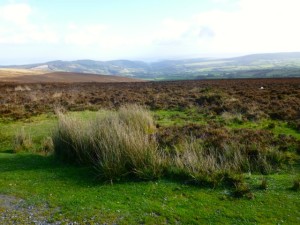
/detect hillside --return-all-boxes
[2,52,300,80]
[0,69,142,83]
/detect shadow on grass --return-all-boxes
[0,153,100,187]
[0,149,14,153]
[0,153,204,190]
[3,152,297,192]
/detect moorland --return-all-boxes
[0,78,299,224]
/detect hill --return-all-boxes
[2,52,300,80]
[0,69,142,83]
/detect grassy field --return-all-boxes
[0,152,299,224]
[0,109,299,224]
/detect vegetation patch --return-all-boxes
[52,105,299,187]
[1,78,300,224]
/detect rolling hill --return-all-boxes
[2,52,300,80]
[0,69,142,83]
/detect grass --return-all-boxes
[52,106,297,183]
[0,152,299,224]
[154,109,209,126]
[53,105,161,180]
[1,109,299,152]
[0,68,50,78]
[0,111,104,152]
[155,109,300,140]
[227,119,300,139]
[1,108,300,223]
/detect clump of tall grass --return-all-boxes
[221,112,243,124]
[169,139,248,184]
[53,105,297,186]
[13,127,33,153]
[166,138,290,185]
[41,137,54,156]
[53,105,162,180]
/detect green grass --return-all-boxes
[153,109,208,126]
[0,110,107,152]
[2,109,300,153]
[227,119,300,139]
[1,109,300,223]
[0,109,208,153]
[155,109,300,139]
[0,152,299,224]
[0,114,56,152]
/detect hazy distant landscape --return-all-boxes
[0,68,142,83]
[2,52,300,80]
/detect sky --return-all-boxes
[0,0,300,64]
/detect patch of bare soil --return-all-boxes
[0,194,62,225]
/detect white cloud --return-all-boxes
[147,0,300,57]
[0,3,59,44]
[64,24,108,46]
[0,3,31,25]
[201,0,300,53]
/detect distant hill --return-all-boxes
[2,52,300,80]
[229,52,300,63]
[0,69,142,83]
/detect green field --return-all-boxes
[0,109,299,224]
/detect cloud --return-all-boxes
[195,0,300,53]
[1,0,300,62]
[0,3,31,25]
[147,0,300,57]
[64,24,108,46]
[199,27,215,39]
[0,3,59,44]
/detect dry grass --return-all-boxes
[13,127,33,153]
[53,105,162,180]
[0,68,49,78]
[52,105,299,184]
[169,139,247,183]
[0,69,143,83]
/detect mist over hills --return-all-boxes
[2,52,300,80]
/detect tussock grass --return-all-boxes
[13,127,33,153]
[41,137,54,155]
[53,105,299,185]
[171,140,246,182]
[53,105,162,180]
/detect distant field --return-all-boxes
[0,68,50,77]
[0,69,142,83]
